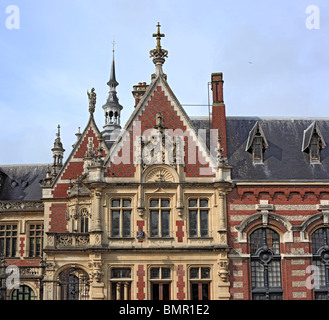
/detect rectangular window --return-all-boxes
[111,268,131,300]
[189,267,210,300]
[150,267,171,300]
[110,199,132,238]
[28,224,44,257]
[188,199,209,237]
[0,224,17,257]
[150,199,171,238]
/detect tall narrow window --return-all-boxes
[250,228,282,300]
[150,267,171,300]
[189,267,210,300]
[188,199,209,238]
[0,224,17,257]
[150,199,170,238]
[111,199,132,238]
[311,227,329,300]
[28,224,44,257]
[80,208,89,233]
[110,268,131,300]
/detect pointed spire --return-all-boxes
[108,40,119,88]
[51,125,65,175]
[102,40,123,145]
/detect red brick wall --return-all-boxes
[19,237,25,257]
[106,85,214,178]
[49,203,68,233]
[177,264,186,300]
[228,185,329,300]
[136,265,145,300]
[176,221,184,243]
[53,127,104,198]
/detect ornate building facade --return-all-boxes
[0,23,328,300]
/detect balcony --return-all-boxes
[46,233,90,249]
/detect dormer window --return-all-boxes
[302,121,326,164]
[245,121,268,165]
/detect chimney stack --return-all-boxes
[132,82,149,107]
[211,73,227,158]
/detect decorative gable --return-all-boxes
[105,83,216,179]
[302,121,326,164]
[245,121,269,165]
[51,120,108,198]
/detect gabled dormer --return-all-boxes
[302,121,326,164]
[245,121,269,165]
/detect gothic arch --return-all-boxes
[235,212,293,243]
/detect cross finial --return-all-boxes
[153,22,165,51]
[150,22,168,63]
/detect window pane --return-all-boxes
[29,238,35,257]
[151,211,159,237]
[6,238,11,257]
[200,210,209,237]
[202,283,209,300]
[151,268,160,279]
[122,211,131,237]
[251,260,264,288]
[152,283,159,300]
[0,238,4,256]
[201,268,210,279]
[112,211,120,237]
[163,283,170,300]
[191,283,199,300]
[36,238,41,257]
[266,229,280,254]
[268,260,282,288]
[313,260,326,286]
[161,210,170,237]
[190,268,199,279]
[112,199,120,207]
[150,199,159,207]
[189,210,198,237]
[189,199,197,207]
[123,199,131,208]
[161,199,170,207]
[111,268,131,278]
[250,229,264,254]
[162,268,171,279]
[200,199,208,207]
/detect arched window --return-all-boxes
[250,228,282,300]
[12,285,35,300]
[311,227,329,300]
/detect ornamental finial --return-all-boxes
[150,22,168,65]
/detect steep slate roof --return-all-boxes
[0,164,49,200]
[225,117,329,182]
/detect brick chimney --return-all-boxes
[211,72,227,158]
[132,82,149,107]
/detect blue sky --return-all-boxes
[0,0,328,164]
